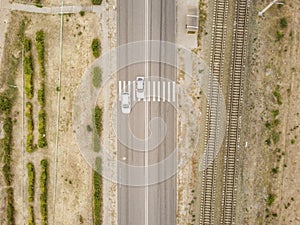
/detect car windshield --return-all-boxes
[123,104,129,108]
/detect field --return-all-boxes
[0,0,117,223]
[236,1,300,224]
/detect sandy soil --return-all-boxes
[236,1,300,224]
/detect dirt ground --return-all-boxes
[236,1,300,224]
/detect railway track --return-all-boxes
[221,0,250,224]
[200,0,250,224]
[200,0,229,224]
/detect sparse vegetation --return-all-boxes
[40,159,48,225]
[267,194,275,206]
[94,106,103,137]
[79,11,85,16]
[38,109,47,148]
[91,38,101,58]
[26,102,34,153]
[273,89,282,105]
[6,187,15,225]
[24,39,34,99]
[276,30,284,41]
[36,30,47,148]
[280,17,287,28]
[92,0,103,5]
[93,157,103,225]
[92,66,102,88]
[35,0,43,8]
[28,205,35,225]
[27,162,35,202]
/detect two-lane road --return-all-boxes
[117,0,176,224]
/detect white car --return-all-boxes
[136,77,145,99]
[121,92,131,114]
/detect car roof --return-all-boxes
[122,92,130,104]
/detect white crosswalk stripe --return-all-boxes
[157,81,160,102]
[168,82,171,102]
[118,80,176,103]
[153,81,156,102]
[162,81,166,102]
[172,81,176,102]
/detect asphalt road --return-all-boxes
[117,0,176,224]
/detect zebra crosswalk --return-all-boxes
[118,80,176,102]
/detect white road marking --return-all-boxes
[168,82,171,102]
[162,81,165,102]
[128,81,131,98]
[153,81,156,102]
[145,0,149,222]
[133,81,136,101]
[172,81,176,102]
[147,81,151,102]
[157,81,160,102]
[123,81,126,92]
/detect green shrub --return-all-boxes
[280,18,287,28]
[272,131,280,144]
[36,30,45,77]
[6,187,15,225]
[27,162,35,202]
[0,93,12,114]
[276,31,284,41]
[38,110,47,148]
[24,54,34,99]
[92,67,102,88]
[23,38,31,53]
[38,82,45,107]
[94,106,103,137]
[26,102,34,153]
[273,90,282,105]
[35,0,42,7]
[40,159,48,225]
[91,38,101,58]
[2,116,13,185]
[93,157,103,225]
[92,0,102,5]
[79,11,85,16]
[267,194,275,206]
[28,205,35,225]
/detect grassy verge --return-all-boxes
[40,159,48,225]
[27,162,35,202]
[92,67,102,88]
[35,30,47,148]
[94,106,103,137]
[93,157,103,225]
[197,0,207,47]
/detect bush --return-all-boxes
[2,117,13,185]
[79,11,85,16]
[92,67,102,88]
[94,106,103,137]
[273,90,282,105]
[280,18,287,28]
[38,82,45,107]
[93,157,103,225]
[91,38,101,58]
[272,131,280,144]
[26,102,34,153]
[92,0,102,5]
[40,159,48,225]
[276,31,284,41]
[35,0,42,7]
[24,54,34,99]
[0,93,12,114]
[28,205,35,225]
[38,110,47,148]
[6,187,15,225]
[267,194,275,206]
[36,30,45,77]
[27,163,35,202]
